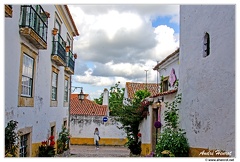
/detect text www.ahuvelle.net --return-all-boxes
[206,158,234,161]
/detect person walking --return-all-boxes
[94,127,100,149]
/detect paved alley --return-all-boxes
[69,145,130,157]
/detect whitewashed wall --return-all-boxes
[70,115,126,139]
[139,53,179,146]
[179,5,235,156]
[158,53,179,89]
[5,5,72,145]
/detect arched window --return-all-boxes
[203,32,210,57]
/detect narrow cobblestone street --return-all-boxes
[69,145,131,157]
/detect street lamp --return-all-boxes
[72,86,84,102]
[78,88,84,102]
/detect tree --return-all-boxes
[109,82,125,116]
[115,89,150,155]
[93,81,125,116]
[93,93,103,105]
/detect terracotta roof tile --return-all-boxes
[126,82,159,99]
[151,89,178,98]
[70,94,107,116]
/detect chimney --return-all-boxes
[102,88,109,116]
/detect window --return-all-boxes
[51,126,55,137]
[64,79,68,102]
[18,43,37,107]
[49,122,56,138]
[50,66,59,107]
[67,35,71,47]
[203,32,210,57]
[19,134,29,157]
[161,76,169,92]
[21,54,34,97]
[51,72,58,101]
[63,120,67,128]
[55,18,61,34]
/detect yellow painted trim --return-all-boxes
[141,143,152,156]
[65,67,74,75]
[55,5,75,38]
[17,127,33,157]
[31,142,42,157]
[51,55,66,66]
[64,74,69,80]
[18,43,37,107]
[52,65,60,74]
[189,147,231,157]
[19,27,47,49]
[5,5,13,17]
[70,138,127,146]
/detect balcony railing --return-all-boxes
[52,33,66,66]
[65,50,75,74]
[19,5,48,49]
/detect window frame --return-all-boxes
[18,43,37,107]
[18,127,32,157]
[64,79,68,102]
[162,76,169,92]
[19,133,29,157]
[203,32,210,57]
[50,66,59,107]
[21,54,34,97]
[51,72,58,101]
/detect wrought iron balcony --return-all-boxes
[19,5,49,49]
[65,49,75,75]
[5,5,12,17]
[51,33,66,66]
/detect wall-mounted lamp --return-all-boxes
[78,88,84,102]
[72,86,84,102]
[156,96,164,107]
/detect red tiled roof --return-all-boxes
[150,89,178,98]
[70,94,107,116]
[126,82,159,99]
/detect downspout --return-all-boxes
[68,75,72,131]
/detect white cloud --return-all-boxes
[68,5,179,95]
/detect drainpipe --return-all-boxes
[68,75,72,131]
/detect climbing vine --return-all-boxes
[155,93,190,157]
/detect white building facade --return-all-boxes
[179,5,235,157]
[138,49,179,156]
[5,5,79,157]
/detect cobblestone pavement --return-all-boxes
[69,145,131,157]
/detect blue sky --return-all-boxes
[68,4,180,99]
[152,16,179,33]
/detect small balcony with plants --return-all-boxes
[51,31,67,66]
[19,5,49,49]
[5,5,13,17]
[65,47,76,75]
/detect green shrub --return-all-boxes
[5,120,19,157]
[155,93,189,157]
[156,128,189,157]
[57,126,70,154]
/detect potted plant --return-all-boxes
[65,46,70,52]
[52,28,58,35]
[74,53,77,59]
